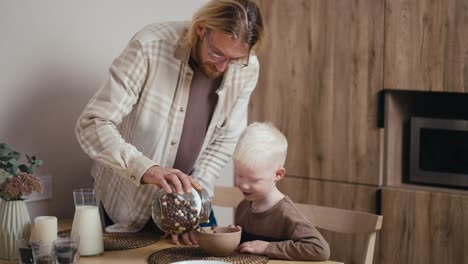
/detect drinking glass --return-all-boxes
[31,241,53,264]
[17,239,34,264]
[70,189,104,256]
[53,236,79,264]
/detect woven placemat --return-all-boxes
[148,246,269,264]
[58,229,160,251]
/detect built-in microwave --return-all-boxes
[409,117,468,189]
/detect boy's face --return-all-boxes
[234,160,278,201]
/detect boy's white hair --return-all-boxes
[233,122,288,168]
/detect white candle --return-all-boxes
[33,216,57,244]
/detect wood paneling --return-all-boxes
[251,0,384,185]
[383,92,405,186]
[381,188,468,264]
[248,0,468,263]
[384,0,468,92]
[278,177,378,212]
[278,177,380,264]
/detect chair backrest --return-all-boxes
[212,186,383,264]
[295,203,383,264]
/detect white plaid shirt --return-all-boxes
[75,21,259,232]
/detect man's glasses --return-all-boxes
[205,30,250,69]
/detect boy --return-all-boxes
[232,122,330,261]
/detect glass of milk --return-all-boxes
[70,189,104,256]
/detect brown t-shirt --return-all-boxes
[235,196,330,261]
[173,58,221,174]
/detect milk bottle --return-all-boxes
[70,189,104,256]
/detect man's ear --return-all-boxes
[274,167,286,182]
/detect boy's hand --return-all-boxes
[238,240,269,255]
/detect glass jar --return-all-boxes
[152,186,211,235]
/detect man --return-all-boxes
[75,0,264,245]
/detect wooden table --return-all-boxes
[0,220,343,264]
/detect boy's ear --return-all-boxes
[274,167,286,182]
[195,22,205,37]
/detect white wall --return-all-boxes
[0,0,234,225]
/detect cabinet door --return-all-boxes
[251,0,384,185]
[381,188,468,264]
[384,0,468,92]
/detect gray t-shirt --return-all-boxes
[173,57,222,174]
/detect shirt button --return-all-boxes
[171,140,177,145]
[179,107,184,112]
[131,175,136,180]
[186,72,192,78]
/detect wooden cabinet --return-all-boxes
[278,177,378,213]
[381,188,468,264]
[384,0,468,92]
[251,0,384,186]
[249,0,468,263]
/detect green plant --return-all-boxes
[0,143,43,176]
[0,143,43,201]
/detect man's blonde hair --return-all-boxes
[233,122,288,169]
[183,0,264,54]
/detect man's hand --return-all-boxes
[164,230,198,245]
[227,225,242,232]
[238,240,269,255]
[140,165,201,194]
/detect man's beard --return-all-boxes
[193,43,223,80]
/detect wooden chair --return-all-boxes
[294,203,383,264]
[212,186,383,264]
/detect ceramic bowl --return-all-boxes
[196,226,241,256]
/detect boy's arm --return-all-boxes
[264,221,330,261]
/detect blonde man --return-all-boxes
[233,122,330,260]
[76,0,264,245]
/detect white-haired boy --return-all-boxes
[232,122,330,261]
